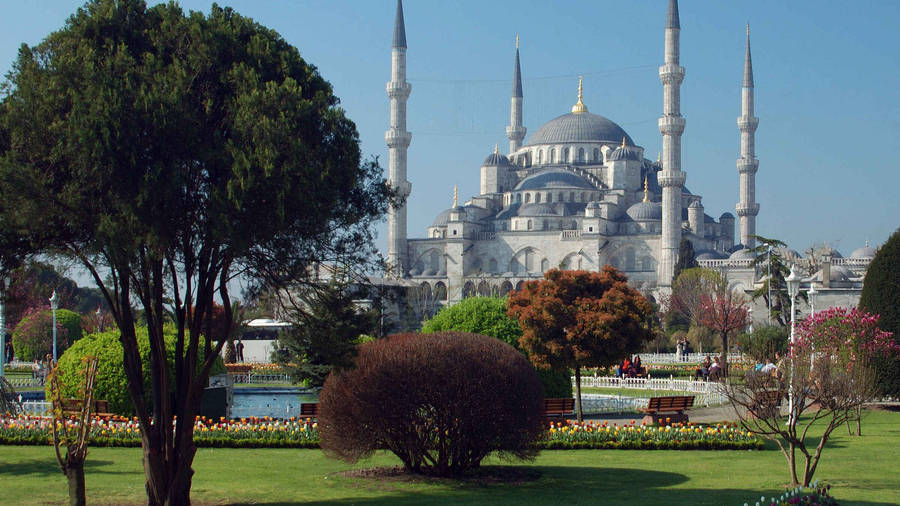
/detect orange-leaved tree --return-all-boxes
[506,268,653,421]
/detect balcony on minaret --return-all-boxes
[735,203,759,217]
[737,116,759,132]
[385,130,412,149]
[658,64,685,84]
[658,116,685,136]
[386,81,411,99]
[736,158,759,174]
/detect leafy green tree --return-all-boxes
[858,228,900,397]
[507,268,653,421]
[276,281,377,387]
[737,325,788,364]
[673,238,699,282]
[749,235,806,326]
[422,297,521,348]
[0,1,391,503]
[422,296,572,397]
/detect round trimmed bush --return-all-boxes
[53,326,225,415]
[318,331,544,477]
[12,308,83,361]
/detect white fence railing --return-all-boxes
[228,372,292,384]
[5,377,44,388]
[635,353,746,365]
[578,394,648,414]
[21,400,51,415]
[574,376,728,408]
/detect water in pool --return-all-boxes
[231,388,318,419]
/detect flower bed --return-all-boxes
[1,414,762,450]
[0,414,319,448]
[540,419,763,450]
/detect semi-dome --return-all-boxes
[696,249,727,260]
[719,212,735,220]
[526,112,634,146]
[431,208,453,227]
[517,203,558,217]
[850,244,877,259]
[625,201,662,221]
[812,245,843,259]
[514,168,596,191]
[729,247,755,260]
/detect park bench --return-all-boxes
[641,395,695,425]
[543,398,575,422]
[747,389,784,419]
[300,402,319,419]
[60,398,114,419]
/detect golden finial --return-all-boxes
[494,144,499,154]
[657,152,661,164]
[571,75,588,114]
[453,185,458,208]
[642,175,650,203]
[621,137,627,149]
[746,23,750,37]
[515,33,519,49]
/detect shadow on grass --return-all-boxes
[0,458,126,477]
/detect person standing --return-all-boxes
[4,339,13,363]
[236,339,245,363]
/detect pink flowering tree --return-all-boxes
[725,307,897,487]
[695,289,749,376]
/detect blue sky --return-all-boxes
[2,0,898,261]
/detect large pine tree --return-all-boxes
[858,228,900,396]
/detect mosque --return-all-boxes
[381,0,875,313]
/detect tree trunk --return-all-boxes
[65,461,86,506]
[574,365,583,423]
[720,332,729,377]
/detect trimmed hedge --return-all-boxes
[52,326,225,415]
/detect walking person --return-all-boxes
[236,339,245,363]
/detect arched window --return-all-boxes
[558,192,564,202]
[463,282,476,298]
[541,258,550,272]
[525,250,534,272]
[434,282,448,301]
[547,192,552,203]
[550,149,557,163]
[563,147,570,162]
[581,192,587,202]
[488,258,498,272]
[527,219,533,230]
[500,281,513,295]
[525,193,531,203]
[593,148,600,161]
[569,191,575,201]
[535,193,541,203]
[578,148,585,162]
[516,193,522,203]
[537,150,543,164]
[625,248,636,271]
[477,281,490,297]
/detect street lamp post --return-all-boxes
[49,290,59,362]
[785,264,802,424]
[807,284,818,316]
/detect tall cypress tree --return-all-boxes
[858,228,900,396]
[673,238,699,282]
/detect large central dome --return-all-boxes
[526,111,634,146]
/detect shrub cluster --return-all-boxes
[53,326,225,415]
[319,332,545,476]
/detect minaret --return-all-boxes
[736,24,760,248]
[657,0,687,287]
[386,0,412,277]
[506,35,526,154]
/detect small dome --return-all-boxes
[719,212,735,220]
[517,203,558,217]
[688,200,703,209]
[482,151,510,166]
[729,247,755,260]
[696,249,727,260]
[812,245,843,259]
[728,243,746,253]
[431,209,453,227]
[831,265,853,281]
[850,245,877,259]
[514,168,596,191]
[625,201,662,221]
[608,145,640,162]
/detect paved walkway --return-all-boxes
[578,403,742,425]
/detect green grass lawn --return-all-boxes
[1,409,898,505]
